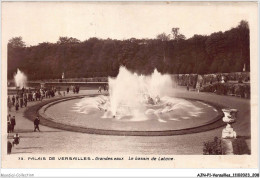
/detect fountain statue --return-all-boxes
[222,109,238,139]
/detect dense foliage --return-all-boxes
[8,21,249,80]
[203,137,222,155]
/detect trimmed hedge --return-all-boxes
[201,83,250,99]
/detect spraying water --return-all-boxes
[14,69,27,88]
[73,67,205,122]
[108,66,173,117]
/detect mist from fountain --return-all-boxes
[72,67,204,122]
[14,68,27,89]
[108,66,173,117]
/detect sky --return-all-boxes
[2,1,256,46]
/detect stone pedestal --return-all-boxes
[221,138,234,155]
[222,109,238,139]
[222,124,237,139]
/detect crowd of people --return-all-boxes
[8,85,82,113]
[65,85,80,94]
[7,87,58,112]
[7,115,41,154]
[7,133,20,154]
[72,85,80,94]
[98,84,109,93]
[7,114,16,133]
[6,86,68,154]
[7,113,20,154]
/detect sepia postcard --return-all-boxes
[1,1,259,175]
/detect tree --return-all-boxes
[171,28,186,41]
[220,60,230,73]
[7,20,250,79]
[237,20,249,72]
[197,62,208,74]
[57,37,80,44]
[8,37,26,48]
[156,33,170,63]
[238,20,249,29]
[156,33,170,41]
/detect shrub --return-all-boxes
[203,137,222,155]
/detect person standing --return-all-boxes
[11,116,16,132]
[77,86,79,93]
[34,116,40,132]
[45,90,48,98]
[12,95,15,106]
[7,114,11,123]
[41,90,44,101]
[7,140,12,154]
[7,114,11,133]
[8,121,12,133]
[186,84,189,91]
[8,100,12,111]
[8,96,11,105]
[15,102,19,111]
[19,97,23,108]
[33,92,36,101]
[28,92,31,101]
[16,94,19,103]
[67,87,69,94]
[12,133,20,146]
[24,96,27,107]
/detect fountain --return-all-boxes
[42,66,222,133]
[65,67,216,123]
[14,68,27,89]
[107,67,173,119]
[8,69,28,95]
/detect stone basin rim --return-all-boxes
[24,94,226,136]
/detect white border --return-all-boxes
[0,0,259,177]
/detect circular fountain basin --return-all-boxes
[40,95,222,132]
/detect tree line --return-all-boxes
[7,20,249,80]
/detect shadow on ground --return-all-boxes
[232,136,251,154]
[10,152,32,154]
[16,147,43,150]
[237,135,251,140]
[9,129,62,134]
